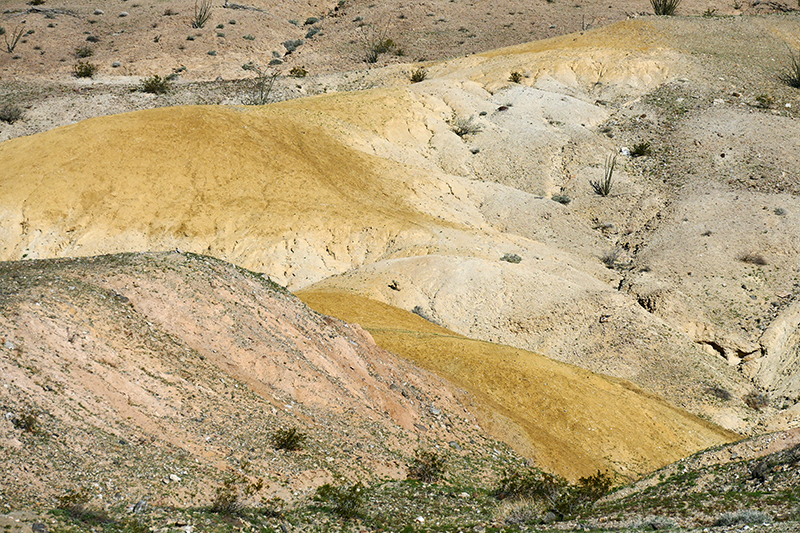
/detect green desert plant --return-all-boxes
[493,467,612,519]
[407,449,446,482]
[409,67,427,83]
[590,153,616,197]
[289,66,307,77]
[779,49,800,89]
[744,391,769,410]
[271,426,307,450]
[73,61,97,78]
[501,253,522,264]
[449,114,483,137]
[4,25,24,53]
[551,194,571,205]
[358,20,395,63]
[140,74,170,94]
[0,103,24,124]
[738,252,767,265]
[714,510,770,526]
[509,70,524,83]
[314,482,366,519]
[243,65,279,105]
[650,0,681,15]
[630,141,652,157]
[74,45,93,58]
[11,408,37,432]
[210,474,264,515]
[192,0,213,29]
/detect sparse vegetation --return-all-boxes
[242,34,255,40]
[601,248,623,269]
[409,67,427,83]
[314,481,367,518]
[289,66,308,77]
[192,0,213,29]
[630,141,652,157]
[0,103,24,124]
[779,49,800,89]
[551,194,571,205]
[210,474,264,515]
[449,114,483,137]
[4,25,24,53]
[243,64,279,105]
[744,391,769,410]
[755,93,774,108]
[714,509,770,526]
[358,20,395,63]
[590,153,616,197]
[706,384,732,401]
[650,0,682,15]
[74,45,93,58]
[509,70,524,83]
[271,426,307,450]
[493,467,613,519]
[73,61,97,78]
[407,449,446,482]
[11,408,38,432]
[738,252,768,265]
[501,253,522,264]
[140,74,170,94]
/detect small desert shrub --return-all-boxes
[73,61,97,78]
[358,20,394,63]
[210,474,264,515]
[714,510,770,526]
[501,253,522,264]
[192,0,213,29]
[407,449,446,483]
[245,65,279,105]
[779,49,800,89]
[57,487,110,523]
[305,16,320,25]
[650,0,681,15]
[590,153,616,197]
[630,141,652,157]
[509,70,524,83]
[706,384,732,401]
[409,67,427,82]
[305,27,321,39]
[85,35,100,43]
[282,38,304,52]
[242,34,255,40]
[774,207,787,215]
[0,103,24,124]
[635,515,678,530]
[601,248,622,269]
[271,426,307,450]
[551,194,571,205]
[755,93,774,108]
[314,482,366,519]
[744,391,769,410]
[4,25,24,53]
[74,45,93,58]
[493,467,612,519]
[738,252,767,266]
[29,0,46,5]
[216,23,224,29]
[163,8,178,16]
[11,408,38,432]
[449,114,483,137]
[502,500,540,525]
[141,74,170,94]
[289,66,307,77]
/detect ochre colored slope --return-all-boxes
[297,290,739,481]
[0,101,446,277]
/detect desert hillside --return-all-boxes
[1,2,800,530]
